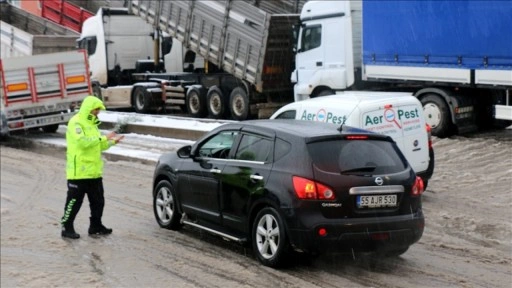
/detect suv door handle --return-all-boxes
[210,168,221,174]
[250,174,263,181]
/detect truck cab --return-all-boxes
[78,7,203,109]
[292,1,359,101]
[77,7,155,107]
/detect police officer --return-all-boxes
[61,96,124,239]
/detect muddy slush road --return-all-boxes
[1,127,511,288]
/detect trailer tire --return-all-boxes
[315,88,335,97]
[206,86,226,119]
[133,86,152,114]
[421,94,452,138]
[186,87,207,118]
[42,124,59,133]
[229,87,250,120]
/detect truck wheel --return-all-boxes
[133,86,151,114]
[421,94,452,138]
[42,124,59,133]
[315,88,335,97]
[92,83,103,101]
[186,87,207,118]
[229,87,250,120]
[206,86,226,119]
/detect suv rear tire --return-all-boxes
[252,207,289,268]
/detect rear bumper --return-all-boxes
[286,210,424,254]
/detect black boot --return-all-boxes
[88,217,113,235]
[61,224,80,239]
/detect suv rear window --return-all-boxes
[307,139,408,174]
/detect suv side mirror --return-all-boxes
[177,145,192,158]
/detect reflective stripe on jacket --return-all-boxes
[66,96,114,180]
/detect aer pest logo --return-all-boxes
[316,109,327,122]
[384,108,402,129]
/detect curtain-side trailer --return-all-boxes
[293,0,512,137]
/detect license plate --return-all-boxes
[357,195,397,208]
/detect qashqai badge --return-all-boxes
[375,177,384,186]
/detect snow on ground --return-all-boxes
[26,111,229,163]
[98,110,231,131]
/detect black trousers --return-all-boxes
[61,178,105,228]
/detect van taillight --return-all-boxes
[426,124,432,149]
[346,135,368,140]
[292,176,335,200]
[411,176,424,196]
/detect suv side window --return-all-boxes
[235,134,273,162]
[198,131,238,159]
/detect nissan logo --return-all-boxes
[375,177,384,186]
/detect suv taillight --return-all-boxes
[292,176,335,200]
[411,176,424,196]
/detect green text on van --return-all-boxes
[365,108,420,126]
[301,110,347,124]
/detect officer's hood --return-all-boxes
[78,96,106,118]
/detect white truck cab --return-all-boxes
[270,91,435,186]
[292,0,358,101]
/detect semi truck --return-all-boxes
[0,50,91,136]
[81,0,305,120]
[293,0,512,137]
[0,1,79,58]
[78,6,203,110]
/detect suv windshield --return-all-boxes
[308,139,408,174]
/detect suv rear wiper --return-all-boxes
[340,166,377,174]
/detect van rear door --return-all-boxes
[362,103,429,174]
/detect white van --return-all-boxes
[270,91,435,187]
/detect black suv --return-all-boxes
[152,120,425,267]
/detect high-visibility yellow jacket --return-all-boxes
[66,96,115,179]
